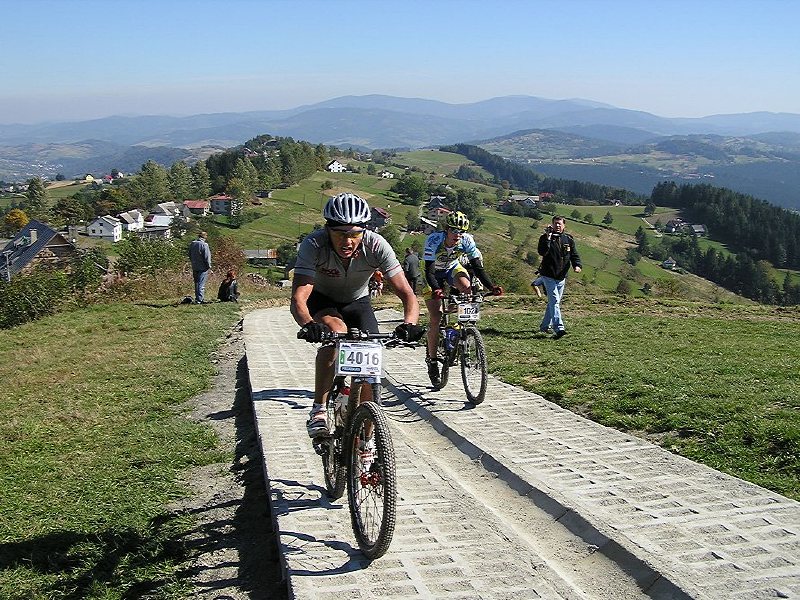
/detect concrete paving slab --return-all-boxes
[244,307,800,600]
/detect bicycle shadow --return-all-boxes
[281,530,372,575]
[252,387,314,409]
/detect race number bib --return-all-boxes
[457,302,480,322]
[335,341,383,376]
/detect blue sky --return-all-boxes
[1,0,798,124]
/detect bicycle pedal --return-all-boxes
[312,440,330,455]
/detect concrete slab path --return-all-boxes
[243,307,799,600]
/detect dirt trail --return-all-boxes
[173,321,287,599]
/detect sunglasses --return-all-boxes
[329,227,365,239]
[447,228,464,235]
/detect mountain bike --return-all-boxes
[434,290,493,405]
[297,327,413,559]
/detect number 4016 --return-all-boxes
[348,351,380,366]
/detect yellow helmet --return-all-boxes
[445,211,469,232]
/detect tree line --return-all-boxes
[440,143,644,204]
[652,181,800,270]
[633,227,800,305]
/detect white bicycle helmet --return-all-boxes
[323,192,371,225]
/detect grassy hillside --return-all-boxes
[189,150,750,303]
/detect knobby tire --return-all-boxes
[460,327,488,405]
[322,384,347,499]
[346,395,397,559]
[437,330,451,390]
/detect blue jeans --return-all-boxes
[193,269,209,303]
[540,276,566,332]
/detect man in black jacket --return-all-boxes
[537,216,582,338]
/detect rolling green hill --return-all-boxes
[196,149,751,304]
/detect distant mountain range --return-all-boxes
[1,94,799,207]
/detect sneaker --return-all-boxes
[359,438,376,472]
[306,404,328,438]
[426,357,441,387]
[553,330,567,339]
[539,327,553,334]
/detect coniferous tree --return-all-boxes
[25,177,47,218]
[191,162,213,198]
[169,161,194,200]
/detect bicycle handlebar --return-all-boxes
[297,327,423,347]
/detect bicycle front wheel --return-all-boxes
[460,327,488,405]
[346,397,397,559]
[436,331,450,390]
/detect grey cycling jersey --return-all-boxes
[294,229,402,304]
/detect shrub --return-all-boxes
[483,255,533,294]
[212,235,247,276]
[116,237,184,275]
[0,269,71,329]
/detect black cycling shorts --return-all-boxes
[307,291,379,333]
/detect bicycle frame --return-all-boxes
[435,291,491,404]
[300,327,417,558]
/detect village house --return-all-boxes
[209,193,242,216]
[245,249,278,267]
[183,200,210,217]
[144,213,174,228]
[88,215,123,242]
[497,199,516,215]
[326,160,347,173]
[690,224,707,236]
[152,201,181,216]
[137,226,172,240]
[420,216,438,234]
[379,170,394,179]
[510,194,540,207]
[117,209,144,232]
[1,220,78,281]
[665,219,685,234]
[662,257,677,270]
[427,206,452,224]
[368,207,391,230]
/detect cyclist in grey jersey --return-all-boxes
[294,228,400,303]
[292,193,423,437]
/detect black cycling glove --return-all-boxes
[301,322,329,343]
[394,322,425,342]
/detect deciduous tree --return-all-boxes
[4,208,29,234]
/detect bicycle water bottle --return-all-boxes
[334,385,350,417]
[445,327,458,351]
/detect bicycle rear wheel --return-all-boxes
[321,385,347,499]
[322,437,346,499]
[346,395,397,559]
[460,327,488,405]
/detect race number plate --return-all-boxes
[458,302,481,322]
[335,341,383,377]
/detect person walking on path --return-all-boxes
[537,216,581,338]
[402,246,422,292]
[189,231,212,304]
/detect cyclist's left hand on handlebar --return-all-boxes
[300,321,330,342]
[394,322,425,342]
[492,285,504,297]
